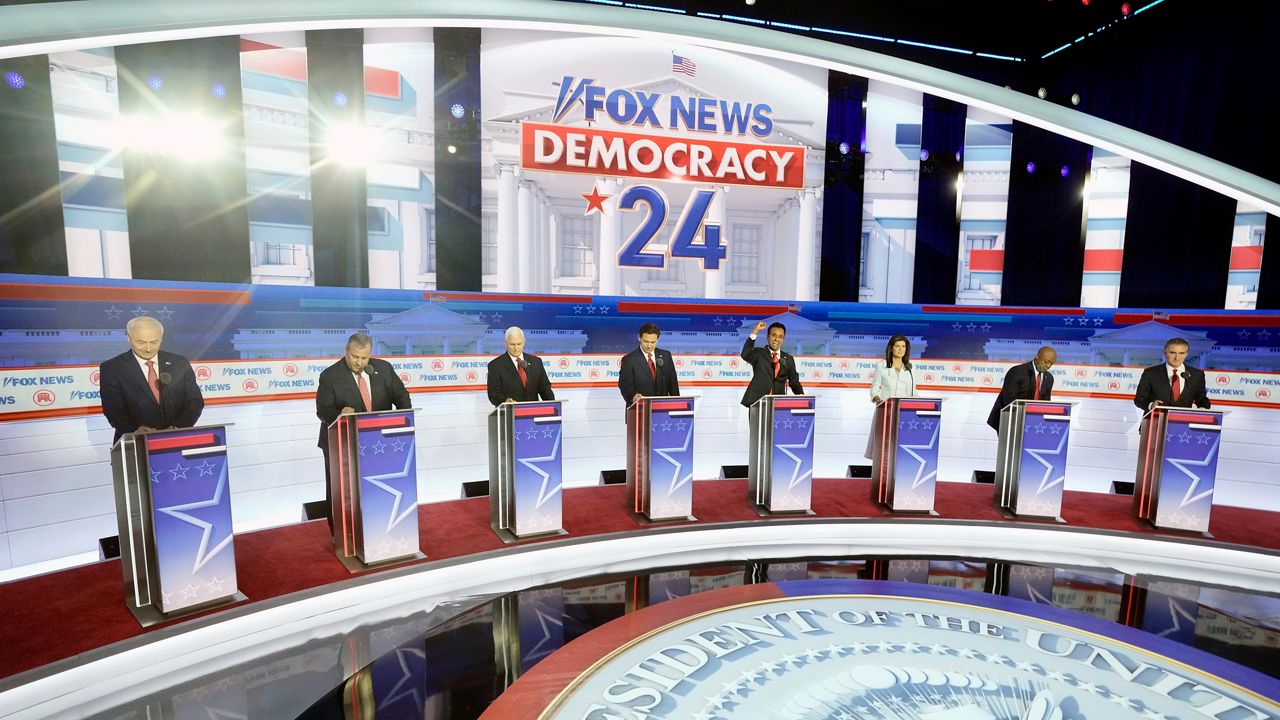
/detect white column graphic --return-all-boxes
[598,178,622,296]
[496,164,518,292]
[794,187,818,301]
[517,178,534,293]
[704,185,726,299]
[548,211,559,288]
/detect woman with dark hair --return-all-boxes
[865,334,916,459]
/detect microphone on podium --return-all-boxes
[157,372,172,390]
[655,355,664,368]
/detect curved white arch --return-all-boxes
[0,0,1277,214]
[0,519,1276,719]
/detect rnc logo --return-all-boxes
[558,358,570,369]
[1216,374,1230,386]
[811,370,822,380]
[702,369,713,379]
[982,375,994,386]
[1075,368,1087,378]
[952,363,963,372]
[924,373,935,383]
[1108,381,1121,391]
[283,363,298,377]
[675,358,684,368]
[466,370,478,383]
[195,366,211,381]
[730,358,740,369]
[589,369,600,380]
[90,370,100,386]
[33,389,55,406]
[839,360,850,370]
[431,359,445,372]
[1258,388,1272,400]
[243,379,259,393]
[399,372,411,384]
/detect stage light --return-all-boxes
[1037,87,1047,99]
[838,141,850,155]
[447,144,457,154]
[146,75,164,91]
[919,148,930,161]
[955,151,962,162]
[1081,0,1090,5]
[325,122,382,166]
[1026,161,1037,174]
[745,0,756,5]
[1060,165,1071,177]
[1121,2,1132,15]
[211,82,228,99]
[332,91,349,108]
[4,71,24,90]
[114,112,226,161]
[1070,93,1081,105]
[450,103,465,119]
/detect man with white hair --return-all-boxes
[99,316,205,443]
[486,326,554,406]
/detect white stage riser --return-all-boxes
[0,386,1274,572]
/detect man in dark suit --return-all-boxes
[99,316,204,444]
[487,326,555,406]
[1134,337,1210,410]
[618,322,680,406]
[740,319,803,408]
[986,346,1057,430]
[316,332,412,529]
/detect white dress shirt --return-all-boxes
[870,365,914,402]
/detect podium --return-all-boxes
[327,408,425,572]
[489,400,567,542]
[1133,406,1225,534]
[748,395,816,515]
[626,396,697,522]
[110,424,245,626]
[993,399,1075,521]
[870,397,943,514]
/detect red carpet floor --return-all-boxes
[2,478,1277,681]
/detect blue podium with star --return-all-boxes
[748,395,817,515]
[328,409,425,571]
[994,399,1076,521]
[871,397,944,514]
[489,401,567,542]
[1133,406,1226,535]
[110,424,245,626]
[626,396,697,522]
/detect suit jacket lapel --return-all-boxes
[125,354,159,407]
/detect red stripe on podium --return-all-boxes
[356,415,408,430]
[514,405,557,417]
[650,400,691,411]
[773,399,812,409]
[1167,412,1215,424]
[1026,405,1066,414]
[146,433,217,452]
[898,400,939,410]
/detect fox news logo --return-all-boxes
[552,77,774,136]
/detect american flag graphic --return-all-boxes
[672,54,697,77]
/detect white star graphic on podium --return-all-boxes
[516,427,563,510]
[1025,422,1069,498]
[654,421,694,498]
[900,419,940,490]
[364,447,417,533]
[774,418,814,491]
[157,463,234,574]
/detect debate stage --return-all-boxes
[2,476,1277,686]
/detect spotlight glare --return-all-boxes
[1121,2,1132,15]
[1070,93,1081,106]
[4,71,25,90]
[450,103,465,119]
[1036,87,1047,99]
[838,141,850,155]
[146,74,163,91]
[919,148,930,161]
[1026,161,1037,174]
[325,122,382,166]
[332,91,349,108]
[114,112,225,161]
[1060,165,1070,178]
[745,0,756,4]
[447,144,457,154]
[211,82,228,99]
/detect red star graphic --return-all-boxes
[582,186,612,216]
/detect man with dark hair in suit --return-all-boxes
[740,319,803,408]
[986,346,1057,430]
[1134,337,1210,410]
[618,322,680,406]
[316,332,412,530]
[99,316,204,444]
[487,326,554,406]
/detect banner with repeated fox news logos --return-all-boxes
[2,356,1278,420]
[480,29,828,298]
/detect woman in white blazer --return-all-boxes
[865,335,915,459]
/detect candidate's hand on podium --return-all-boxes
[340,406,356,415]
[137,425,156,433]
[504,397,515,404]
[872,395,881,404]
[753,320,767,334]
[1151,399,1162,409]
[633,393,643,403]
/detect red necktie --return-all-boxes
[772,352,779,379]
[517,359,528,388]
[1034,372,1042,400]
[1171,370,1180,402]
[146,360,160,404]
[647,353,656,379]
[357,373,372,412]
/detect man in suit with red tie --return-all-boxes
[99,316,205,444]
[986,346,1057,430]
[316,333,412,530]
[618,322,680,407]
[740,319,804,408]
[487,326,555,406]
[1134,338,1210,410]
